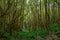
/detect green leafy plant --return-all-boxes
[3,23,60,40]
[18,28,48,38]
[50,23,60,33]
[3,32,15,40]
[35,28,48,38]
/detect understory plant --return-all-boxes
[1,23,60,40]
[50,23,60,34]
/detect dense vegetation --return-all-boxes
[0,0,60,40]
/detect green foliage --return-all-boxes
[35,28,48,38]
[39,28,48,38]
[18,28,48,38]
[50,23,60,33]
[2,23,60,40]
[3,32,15,40]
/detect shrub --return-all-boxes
[50,23,60,33]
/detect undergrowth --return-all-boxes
[1,23,60,40]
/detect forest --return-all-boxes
[0,0,60,40]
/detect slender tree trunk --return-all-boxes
[44,0,50,33]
